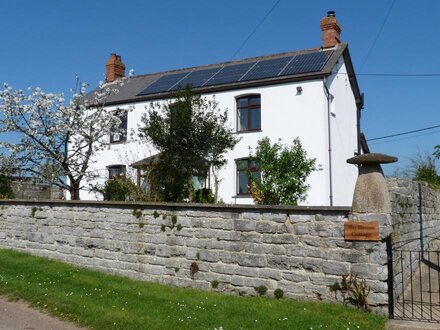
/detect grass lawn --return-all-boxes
[0,248,386,329]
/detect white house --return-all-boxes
[82,12,364,206]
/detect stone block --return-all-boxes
[199,250,219,262]
[262,233,297,244]
[234,219,256,232]
[237,253,266,267]
[302,258,322,272]
[259,268,282,280]
[210,263,236,275]
[255,222,274,233]
[267,255,289,269]
[155,245,170,257]
[261,212,287,223]
[322,260,350,276]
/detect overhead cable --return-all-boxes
[230,0,281,60]
[367,124,440,141]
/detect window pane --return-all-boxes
[238,171,248,194]
[238,108,248,131]
[250,108,261,130]
[108,165,126,179]
[250,170,261,184]
[249,160,260,169]
[236,159,248,170]
[110,110,128,143]
[249,96,260,106]
[237,98,248,108]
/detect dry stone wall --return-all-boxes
[0,200,390,312]
[388,179,440,298]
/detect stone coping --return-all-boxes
[0,199,351,214]
[347,153,398,165]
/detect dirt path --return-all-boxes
[0,297,86,330]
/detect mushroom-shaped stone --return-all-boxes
[347,153,398,214]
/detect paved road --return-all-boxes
[0,297,86,330]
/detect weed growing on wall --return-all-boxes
[31,206,38,217]
[329,275,371,312]
[190,262,199,279]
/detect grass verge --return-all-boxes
[0,248,387,329]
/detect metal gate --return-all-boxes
[388,240,440,322]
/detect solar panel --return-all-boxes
[240,56,293,81]
[280,50,333,76]
[206,62,257,86]
[137,50,334,96]
[170,67,222,90]
[137,72,189,95]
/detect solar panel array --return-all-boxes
[138,50,333,96]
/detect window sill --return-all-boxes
[235,129,262,135]
[233,194,252,198]
[109,141,127,145]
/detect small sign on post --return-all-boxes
[344,221,379,241]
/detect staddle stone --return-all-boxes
[347,153,398,214]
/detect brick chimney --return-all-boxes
[320,11,342,48]
[106,53,126,82]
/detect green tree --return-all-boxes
[411,153,440,189]
[139,88,239,202]
[0,175,15,199]
[249,137,318,205]
[434,145,440,159]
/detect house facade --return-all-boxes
[81,12,363,206]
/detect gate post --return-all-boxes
[346,153,397,315]
[386,236,394,318]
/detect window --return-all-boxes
[110,110,128,143]
[236,158,260,195]
[107,165,126,179]
[237,95,261,132]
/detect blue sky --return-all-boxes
[0,0,438,175]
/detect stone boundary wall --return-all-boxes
[388,179,440,298]
[0,200,389,312]
[11,181,64,200]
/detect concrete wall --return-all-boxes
[0,200,389,312]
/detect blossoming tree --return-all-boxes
[0,79,128,200]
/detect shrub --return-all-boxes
[274,288,284,299]
[248,137,318,205]
[101,176,141,201]
[0,175,14,199]
[254,285,268,296]
[193,188,215,203]
[211,280,219,289]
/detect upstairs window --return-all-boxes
[236,158,260,195]
[237,95,261,132]
[108,165,126,179]
[110,110,127,143]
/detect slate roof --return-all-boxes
[92,43,361,107]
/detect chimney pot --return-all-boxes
[106,53,126,83]
[320,11,342,48]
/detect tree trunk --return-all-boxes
[69,181,81,200]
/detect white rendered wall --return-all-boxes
[326,59,359,206]
[81,64,358,206]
